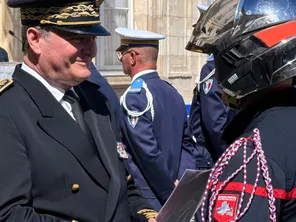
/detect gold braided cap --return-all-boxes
[20,0,103,26]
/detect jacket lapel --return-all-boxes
[75,82,121,222]
[13,66,108,190]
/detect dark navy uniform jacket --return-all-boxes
[187,57,236,163]
[203,87,296,221]
[121,71,195,211]
[0,65,154,222]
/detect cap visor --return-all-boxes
[53,24,111,36]
[115,45,129,52]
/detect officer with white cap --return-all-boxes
[117,27,196,211]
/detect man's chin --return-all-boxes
[80,72,91,81]
[72,70,91,83]
[123,70,130,75]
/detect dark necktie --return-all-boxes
[63,90,87,132]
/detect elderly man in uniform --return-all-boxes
[187,0,296,221]
[116,27,196,211]
[0,0,157,221]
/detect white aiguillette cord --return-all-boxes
[120,81,155,121]
[197,68,216,92]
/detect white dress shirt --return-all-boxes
[21,63,76,120]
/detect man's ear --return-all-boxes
[130,51,137,66]
[26,27,43,55]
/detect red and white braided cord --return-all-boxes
[200,128,276,222]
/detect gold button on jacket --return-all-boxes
[72,184,80,192]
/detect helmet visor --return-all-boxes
[187,0,296,54]
[219,34,296,99]
[186,0,239,53]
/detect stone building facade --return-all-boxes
[0,0,210,103]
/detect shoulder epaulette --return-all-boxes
[128,78,144,94]
[0,78,13,93]
[207,54,214,62]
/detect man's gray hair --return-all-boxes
[22,26,51,54]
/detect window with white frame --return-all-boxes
[96,0,133,75]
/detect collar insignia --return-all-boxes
[0,78,13,93]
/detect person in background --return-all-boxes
[185,4,237,163]
[88,62,121,133]
[0,47,9,62]
[188,0,296,220]
[0,0,157,221]
[117,27,196,211]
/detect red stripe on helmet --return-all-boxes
[253,20,296,48]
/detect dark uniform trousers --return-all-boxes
[0,65,152,222]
